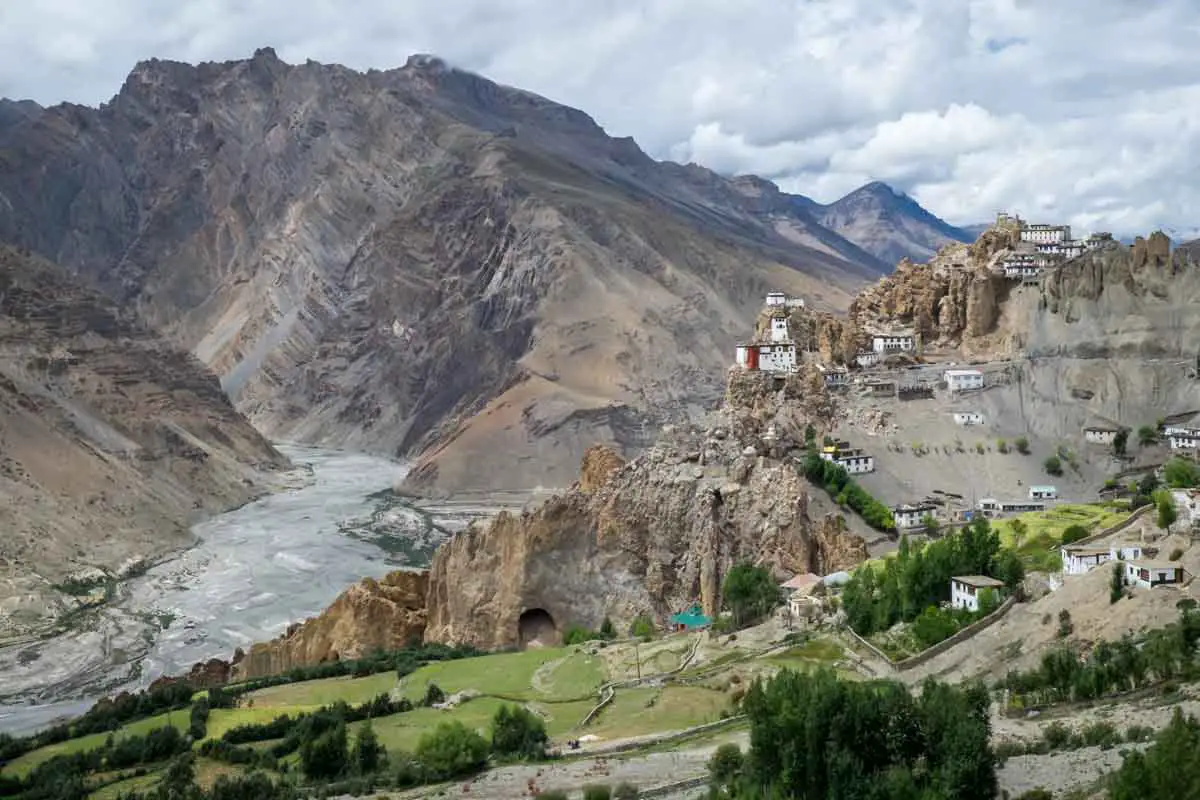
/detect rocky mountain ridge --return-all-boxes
[0,49,964,495]
[0,246,286,637]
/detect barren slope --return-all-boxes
[0,246,285,637]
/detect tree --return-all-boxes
[613,783,639,800]
[351,719,383,773]
[1164,456,1200,488]
[423,682,446,707]
[1113,429,1129,456]
[1157,491,1178,530]
[990,549,1026,592]
[920,513,940,537]
[1110,709,1200,800]
[1060,524,1089,545]
[1138,425,1159,447]
[1015,436,1030,455]
[599,617,616,639]
[1110,562,1125,604]
[1043,456,1063,476]
[582,786,612,800]
[721,563,779,628]
[629,615,655,640]
[708,743,744,790]
[300,722,348,780]
[415,721,489,780]
[490,704,547,760]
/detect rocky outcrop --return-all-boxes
[233,570,429,680]
[0,247,285,636]
[422,370,866,650]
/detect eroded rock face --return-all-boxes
[233,570,429,680]
[422,372,866,650]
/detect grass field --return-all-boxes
[244,671,397,709]
[995,503,1130,571]
[3,712,190,778]
[88,770,162,800]
[398,647,604,702]
[582,686,729,740]
[205,707,308,741]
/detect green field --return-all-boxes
[583,686,729,740]
[3,711,190,778]
[397,646,603,702]
[244,671,397,709]
[996,503,1130,571]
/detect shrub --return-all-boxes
[1061,524,1089,545]
[1111,562,1124,603]
[1043,456,1063,476]
[1170,547,1185,561]
[599,617,616,639]
[537,792,569,800]
[1125,724,1155,743]
[352,720,384,774]
[491,704,547,761]
[1113,429,1129,456]
[423,682,446,707]
[1164,456,1200,488]
[1016,790,1054,800]
[300,722,348,780]
[1043,721,1071,750]
[629,615,655,640]
[976,441,986,454]
[1015,436,1030,455]
[583,784,613,800]
[1057,610,1074,639]
[613,783,639,800]
[708,743,744,788]
[414,721,489,781]
[1138,425,1158,447]
[1081,721,1121,749]
[997,439,1009,454]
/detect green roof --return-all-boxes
[669,604,712,629]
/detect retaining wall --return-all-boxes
[1071,504,1152,546]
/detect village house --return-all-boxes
[1083,424,1123,445]
[1002,257,1043,281]
[978,498,1047,515]
[819,363,850,387]
[953,411,985,426]
[870,330,915,354]
[1062,543,1143,576]
[735,342,799,373]
[1123,559,1185,589]
[893,503,938,531]
[781,573,823,619]
[765,291,805,309]
[1166,426,1200,450]
[950,575,1005,612]
[944,369,985,392]
[865,380,896,398]
[856,351,882,368]
[1029,485,1058,500]
[820,444,875,475]
[1020,223,1072,245]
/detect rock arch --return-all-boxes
[517,608,559,648]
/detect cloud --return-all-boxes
[1,0,1198,237]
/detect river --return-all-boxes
[0,445,490,736]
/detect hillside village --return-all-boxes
[732,214,1200,644]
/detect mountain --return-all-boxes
[0,246,286,637]
[815,182,976,267]
[0,50,952,495]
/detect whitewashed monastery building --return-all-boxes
[944,369,985,392]
[950,575,1005,612]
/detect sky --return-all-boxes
[1,0,1198,237]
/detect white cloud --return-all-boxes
[0,0,1198,237]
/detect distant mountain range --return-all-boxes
[0,49,974,499]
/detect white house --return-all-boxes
[1029,485,1058,500]
[1061,543,1141,577]
[1062,241,1086,259]
[871,333,915,353]
[953,411,985,426]
[979,498,1047,515]
[769,315,790,343]
[1167,427,1200,450]
[765,292,787,307]
[1124,559,1184,589]
[944,369,985,392]
[893,503,938,530]
[1020,224,1071,245]
[856,351,882,368]
[1084,425,1123,445]
[1062,545,1112,576]
[820,447,875,475]
[950,575,1006,612]
[1003,261,1043,281]
[735,342,798,374]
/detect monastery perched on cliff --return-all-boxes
[994,211,1113,282]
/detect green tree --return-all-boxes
[991,549,1026,592]
[1157,491,1178,530]
[599,617,616,639]
[629,615,655,639]
[351,719,383,774]
[1060,524,1089,545]
[1110,562,1124,604]
[1113,429,1129,456]
[490,704,547,761]
[1164,456,1200,488]
[415,721,489,781]
[300,721,348,780]
[613,783,639,800]
[1043,456,1063,476]
[920,513,940,537]
[1110,709,1200,800]
[423,682,446,707]
[708,743,744,790]
[582,785,612,800]
[1015,436,1030,455]
[1138,425,1159,447]
[721,564,779,628]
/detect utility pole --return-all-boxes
[634,641,641,680]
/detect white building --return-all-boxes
[1084,425,1123,445]
[1124,559,1184,589]
[893,503,938,530]
[1166,427,1200,450]
[820,365,850,387]
[735,342,798,374]
[1061,543,1143,577]
[950,575,1006,612]
[765,292,787,307]
[1002,260,1042,281]
[944,369,985,392]
[1020,224,1071,245]
[856,351,882,368]
[1029,485,1058,500]
[1062,241,1086,259]
[820,447,875,475]
[871,333,915,353]
[979,498,1047,515]
[953,411,985,426]
[769,315,790,343]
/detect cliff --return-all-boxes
[422,368,866,650]
[0,246,285,637]
[232,570,429,680]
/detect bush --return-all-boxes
[975,441,986,454]
[997,439,1009,454]
[1081,721,1121,749]
[537,792,569,800]
[491,704,547,761]
[583,784,612,800]
[599,617,616,640]
[1164,456,1200,488]
[1125,724,1155,743]
[1016,790,1054,800]
[707,743,744,789]
[423,682,446,707]
[563,625,604,645]
[415,721,489,781]
[1043,721,1072,750]
[1110,562,1124,603]
[352,720,384,773]
[1170,547,1185,561]
[629,615,655,639]
[1015,436,1030,455]
[613,782,639,800]
[1056,610,1073,639]
[1138,425,1159,447]
[1061,524,1089,545]
[1114,429,1129,456]
[300,722,348,780]
[1043,456,1063,476]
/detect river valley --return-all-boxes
[0,445,501,736]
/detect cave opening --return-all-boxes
[517,608,559,648]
